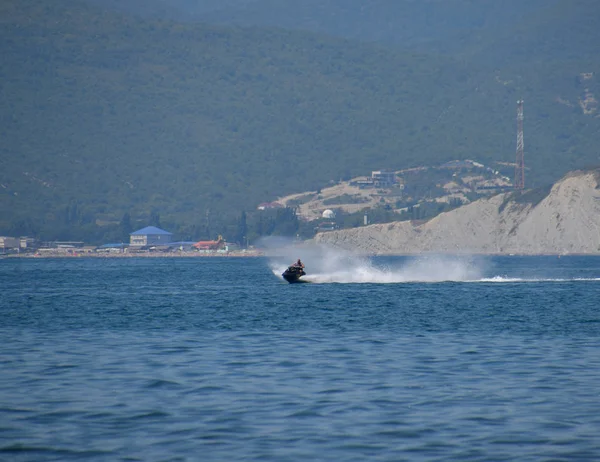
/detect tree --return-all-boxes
[150,210,161,228]
[272,207,299,236]
[120,212,132,242]
[236,211,247,247]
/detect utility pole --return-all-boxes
[514,99,525,190]
[205,208,211,239]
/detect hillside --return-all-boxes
[91,0,553,50]
[276,160,512,222]
[1,0,599,243]
[314,168,600,255]
[85,0,259,20]
[0,0,465,238]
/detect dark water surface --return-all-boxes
[1,256,600,461]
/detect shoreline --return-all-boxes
[2,250,265,258]
[3,250,600,259]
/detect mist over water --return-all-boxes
[264,239,600,284]
[264,239,485,283]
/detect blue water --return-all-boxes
[1,255,600,461]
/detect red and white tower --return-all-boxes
[514,99,525,190]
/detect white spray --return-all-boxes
[261,238,485,283]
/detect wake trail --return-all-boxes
[476,276,600,283]
[268,246,485,283]
[264,241,600,284]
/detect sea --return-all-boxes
[1,251,600,461]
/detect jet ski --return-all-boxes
[282,265,307,283]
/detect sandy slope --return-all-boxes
[314,170,600,254]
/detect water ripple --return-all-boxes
[1,256,600,460]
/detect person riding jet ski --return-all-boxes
[282,258,306,283]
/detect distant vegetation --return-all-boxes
[90,0,556,53]
[286,194,317,208]
[322,194,370,206]
[1,0,599,244]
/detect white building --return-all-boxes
[0,236,19,250]
[19,237,37,249]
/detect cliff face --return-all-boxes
[314,170,600,254]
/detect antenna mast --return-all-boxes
[514,99,525,190]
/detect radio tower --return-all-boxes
[514,99,525,190]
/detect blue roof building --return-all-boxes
[130,226,173,247]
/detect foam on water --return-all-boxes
[263,239,600,284]
[265,241,484,283]
[478,276,600,283]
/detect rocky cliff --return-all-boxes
[314,169,600,254]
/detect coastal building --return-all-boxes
[53,241,84,249]
[350,171,396,189]
[356,178,375,189]
[130,226,173,247]
[97,243,128,253]
[371,171,396,187]
[19,237,37,250]
[193,235,225,251]
[0,236,19,250]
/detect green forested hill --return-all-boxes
[89,0,552,50]
[0,0,598,243]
